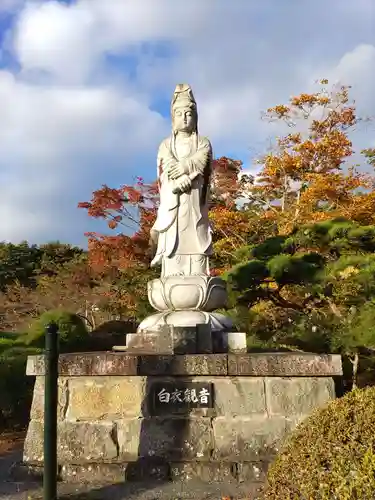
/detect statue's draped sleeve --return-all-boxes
[185,137,212,206]
[152,140,179,234]
[157,140,176,185]
[185,137,212,184]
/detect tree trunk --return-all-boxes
[350,352,359,390]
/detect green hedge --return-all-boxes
[263,386,375,500]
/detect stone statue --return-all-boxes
[137,84,232,332]
[150,83,213,277]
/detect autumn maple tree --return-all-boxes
[78,178,159,271]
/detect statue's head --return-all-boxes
[171,83,197,134]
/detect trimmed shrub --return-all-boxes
[26,309,89,352]
[263,386,375,500]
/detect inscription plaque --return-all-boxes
[150,382,214,415]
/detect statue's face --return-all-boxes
[173,105,196,133]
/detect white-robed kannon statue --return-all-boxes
[150,84,213,277]
[136,83,231,333]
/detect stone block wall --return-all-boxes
[23,352,342,484]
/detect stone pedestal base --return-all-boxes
[113,323,241,355]
[23,352,342,485]
[123,324,213,355]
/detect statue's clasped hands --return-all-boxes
[169,161,191,194]
[168,161,187,180]
[172,174,191,194]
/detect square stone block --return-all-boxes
[265,377,335,416]
[23,420,118,464]
[26,353,140,376]
[212,416,288,461]
[118,417,212,461]
[66,377,146,420]
[170,462,235,482]
[60,464,125,483]
[228,353,342,376]
[172,326,197,354]
[123,458,170,482]
[226,331,247,353]
[196,323,213,354]
[210,378,266,416]
[126,332,173,355]
[30,376,68,420]
[116,418,143,461]
[139,354,227,376]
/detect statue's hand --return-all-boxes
[168,161,187,180]
[173,174,191,194]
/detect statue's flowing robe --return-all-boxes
[150,134,213,267]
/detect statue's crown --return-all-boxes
[171,83,196,111]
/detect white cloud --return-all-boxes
[331,44,375,104]
[83,0,212,46]
[12,0,214,82]
[306,43,375,163]
[0,0,374,243]
[0,70,166,243]
[0,0,25,13]
[14,1,97,82]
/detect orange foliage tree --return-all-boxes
[78,178,159,271]
[78,178,160,317]
[252,80,375,233]
[208,157,264,272]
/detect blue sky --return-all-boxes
[0,0,374,246]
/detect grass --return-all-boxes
[0,331,20,339]
[0,337,16,353]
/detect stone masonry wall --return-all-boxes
[23,353,342,483]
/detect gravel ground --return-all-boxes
[0,480,262,500]
[0,435,263,500]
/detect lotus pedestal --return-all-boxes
[137,275,233,333]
